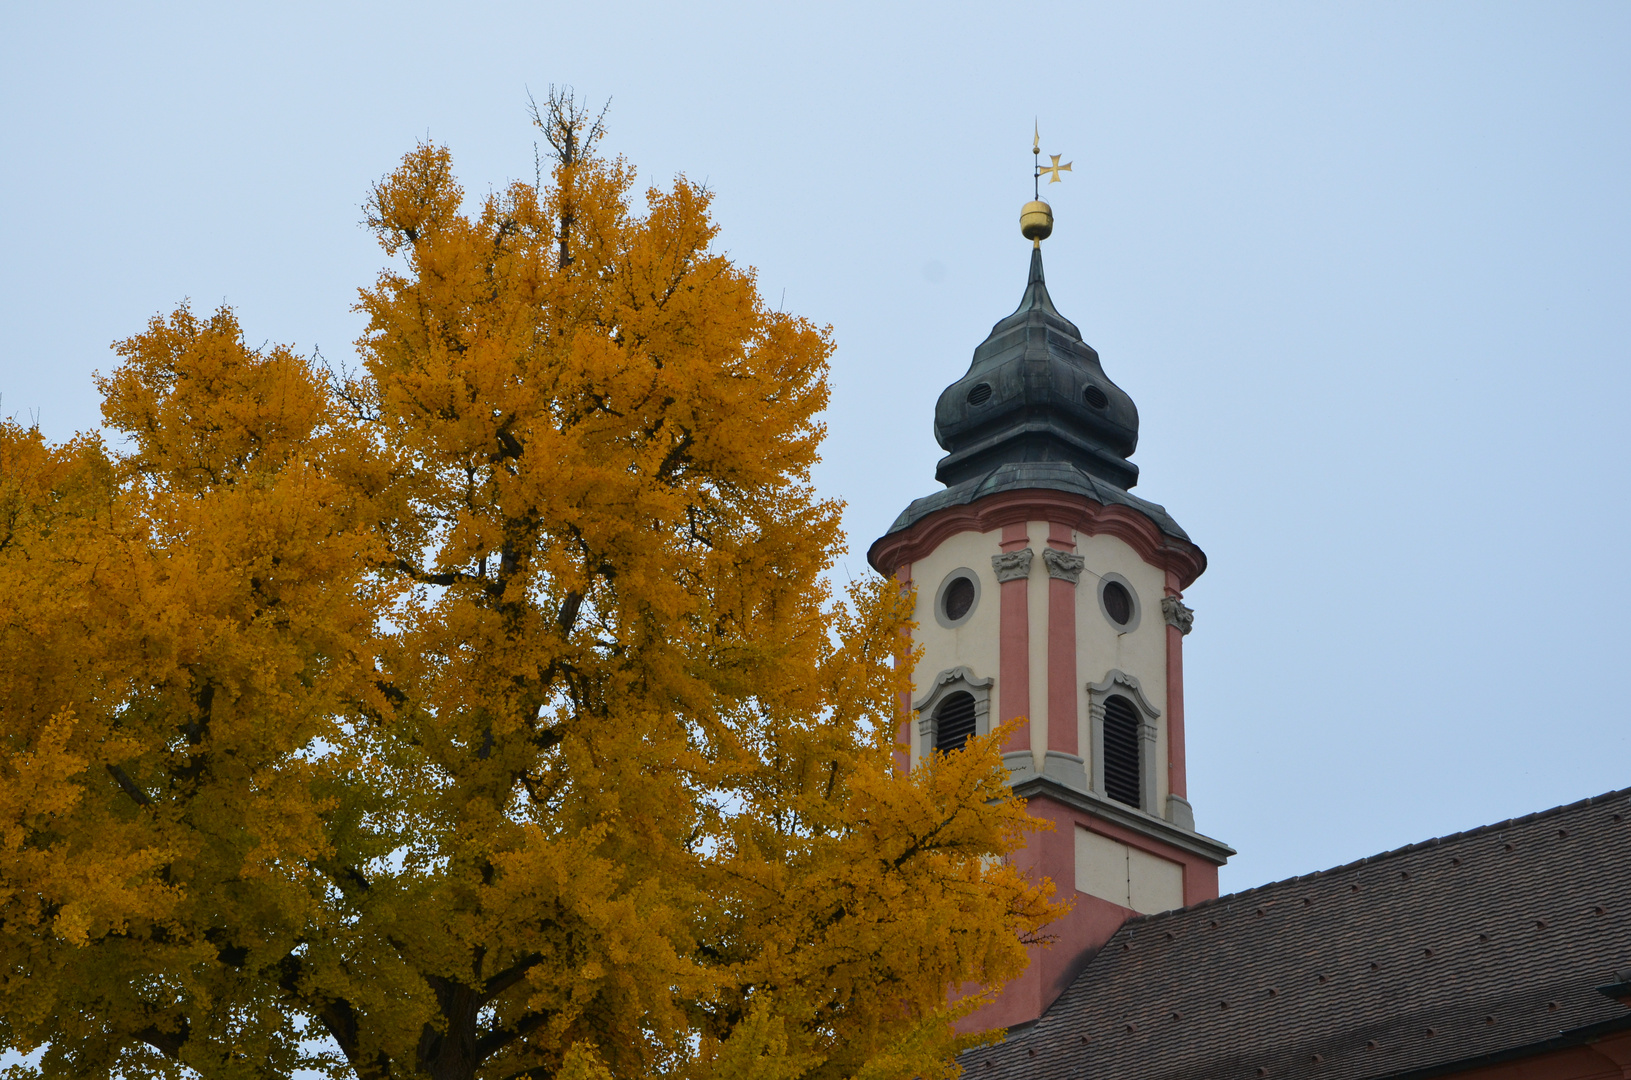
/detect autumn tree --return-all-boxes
[0,91,1058,1080]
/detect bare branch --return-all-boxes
[527,85,610,168]
[528,85,611,270]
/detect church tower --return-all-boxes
[867,197,1234,1029]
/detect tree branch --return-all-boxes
[310,859,373,900]
[319,996,394,1080]
[134,1017,189,1059]
[557,590,583,636]
[394,557,475,588]
[106,763,152,807]
[481,952,544,1002]
[473,1008,550,1061]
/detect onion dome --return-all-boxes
[933,244,1140,490]
[873,226,1199,559]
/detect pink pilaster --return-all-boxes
[1046,523,1078,758]
[1164,568,1188,800]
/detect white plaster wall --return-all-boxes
[1074,825,1185,914]
[1074,826,1131,906]
[1069,530,1171,810]
[1127,844,1185,914]
[905,520,1172,801]
[908,527,1004,769]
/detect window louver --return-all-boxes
[934,691,978,754]
[1102,694,1141,807]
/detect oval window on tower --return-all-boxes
[1097,573,1141,632]
[1103,582,1132,624]
[934,568,981,629]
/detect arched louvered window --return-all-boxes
[933,691,978,754]
[1102,694,1142,807]
[914,667,993,763]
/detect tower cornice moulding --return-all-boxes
[1010,776,1236,864]
[868,489,1206,589]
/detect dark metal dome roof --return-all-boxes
[933,245,1140,490]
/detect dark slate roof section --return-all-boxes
[883,460,1192,543]
[964,788,1631,1080]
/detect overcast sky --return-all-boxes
[3,2,1628,894]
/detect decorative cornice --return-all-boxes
[1042,548,1086,583]
[911,665,994,713]
[1086,669,1162,719]
[991,548,1034,583]
[1010,775,1236,864]
[1161,595,1195,636]
[868,488,1207,589]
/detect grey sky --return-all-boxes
[3,2,1628,894]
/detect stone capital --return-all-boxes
[1161,595,1195,636]
[1042,548,1086,583]
[991,548,1034,583]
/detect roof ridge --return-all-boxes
[1117,785,1631,928]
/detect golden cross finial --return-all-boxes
[1040,154,1073,184]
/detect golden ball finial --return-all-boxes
[1020,199,1053,243]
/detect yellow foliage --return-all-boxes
[0,97,1058,1080]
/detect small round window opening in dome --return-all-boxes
[943,576,976,622]
[1083,384,1109,409]
[967,382,993,406]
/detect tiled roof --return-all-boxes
[883,460,1192,543]
[965,788,1631,1080]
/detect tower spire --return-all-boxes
[1015,242,1059,319]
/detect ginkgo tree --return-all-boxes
[0,91,1059,1080]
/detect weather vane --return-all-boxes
[1032,122,1072,199]
[1021,123,1071,246]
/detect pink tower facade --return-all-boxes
[868,243,1233,1030]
